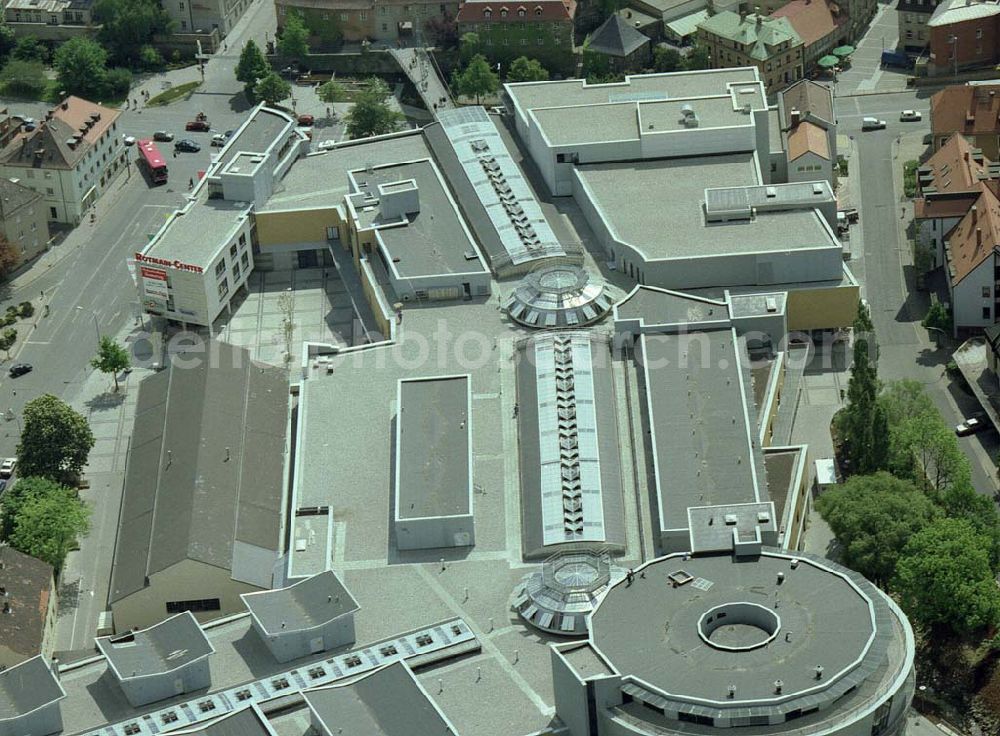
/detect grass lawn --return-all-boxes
[147,81,201,106]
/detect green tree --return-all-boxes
[459,32,480,64]
[839,329,885,474]
[16,394,95,482]
[254,72,292,106]
[684,44,711,70]
[0,327,16,358]
[8,483,89,571]
[854,298,874,334]
[138,44,164,71]
[317,79,348,103]
[236,40,270,101]
[922,301,951,333]
[894,518,1000,635]
[816,472,940,587]
[277,10,310,61]
[94,0,172,65]
[0,25,17,63]
[0,60,46,98]
[507,56,549,83]
[939,483,1000,571]
[11,37,48,64]
[90,336,130,392]
[103,67,133,99]
[0,476,70,540]
[344,78,403,139]
[53,37,108,99]
[425,12,459,48]
[454,54,499,105]
[653,46,682,72]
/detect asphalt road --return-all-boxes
[837,91,1000,497]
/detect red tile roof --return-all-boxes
[786,120,830,160]
[919,132,993,195]
[456,0,574,22]
[931,84,1000,137]
[770,0,840,47]
[946,188,1000,285]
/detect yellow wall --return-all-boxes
[255,207,343,248]
[786,283,860,331]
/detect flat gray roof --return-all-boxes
[172,705,276,735]
[575,156,839,260]
[212,106,294,172]
[352,160,487,278]
[396,375,472,520]
[263,133,433,213]
[559,643,614,679]
[640,329,762,531]
[144,193,250,267]
[110,342,288,603]
[686,501,777,553]
[591,551,903,722]
[97,612,214,679]
[506,69,764,122]
[0,655,64,721]
[614,286,730,326]
[305,661,455,736]
[242,570,359,636]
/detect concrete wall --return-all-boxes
[0,701,62,736]
[0,193,49,271]
[639,124,757,160]
[551,647,594,736]
[118,656,211,708]
[256,206,346,246]
[915,214,961,268]
[788,151,833,186]
[255,613,356,663]
[786,280,860,331]
[394,513,475,550]
[110,558,264,632]
[952,254,996,329]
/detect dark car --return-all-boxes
[175,139,201,153]
[297,113,315,126]
[8,363,31,377]
[185,120,210,132]
[153,131,174,142]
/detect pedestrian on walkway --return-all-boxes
[188,177,193,189]
[513,403,519,418]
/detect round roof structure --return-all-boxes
[504,265,612,329]
[587,550,915,734]
[513,552,616,636]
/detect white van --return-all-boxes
[862,117,886,130]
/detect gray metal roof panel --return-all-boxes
[242,570,359,636]
[0,655,64,721]
[96,612,214,680]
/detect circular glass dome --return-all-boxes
[512,551,616,636]
[504,265,612,329]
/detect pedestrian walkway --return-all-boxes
[389,47,454,119]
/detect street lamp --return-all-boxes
[76,306,100,347]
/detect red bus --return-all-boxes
[136,139,168,185]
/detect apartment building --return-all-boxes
[697,11,805,92]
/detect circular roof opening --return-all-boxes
[698,602,781,652]
[504,265,612,329]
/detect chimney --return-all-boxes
[756,13,763,27]
[790,109,802,126]
[977,226,983,248]
[60,100,68,110]
[973,204,978,224]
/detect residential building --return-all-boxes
[584,13,652,72]
[843,0,876,41]
[662,8,706,43]
[898,0,938,50]
[0,177,50,270]
[697,12,805,92]
[930,84,1000,159]
[626,0,739,27]
[770,0,845,69]
[3,0,98,41]
[108,341,290,632]
[0,547,57,669]
[275,0,461,46]
[924,0,1000,76]
[0,96,125,225]
[455,0,577,75]
[773,79,838,184]
[163,0,255,35]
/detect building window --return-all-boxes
[500,7,507,15]
[218,278,229,298]
[484,8,491,17]
[179,0,184,7]
[46,187,53,195]
[215,260,226,276]
[360,10,367,18]
[977,28,983,38]
[985,306,992,320]
[381,5,386,12]
[340,12,347,19]
[984,287,992,298]
[229,243,238,258]
[382,22,387,29]
[232,263,241,279]
[520,37,526,45]
[518,6,524,14]
[241,252,249,269]
[181,19,187,28]
[166,598,221,614]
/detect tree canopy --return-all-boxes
[507,57,549,83]
[816,472,940,586]
[254,72,292,106]
[317,79,348,104]
[91,336,130,392]
[344,78,403,139]
[453,54,498,104]
[94,0,172,66]
[277,10,310,61]
[425,12,459,48]
[235,40,270,101]
[54,37,109,99]
[16,394,95,482]
[653,46,682,73]
[894,518,1000,635]
[11,36,48,64]
[0,327,16,359]
[0,476,65,540]
[8,481,89,571]
[922,301,952,333]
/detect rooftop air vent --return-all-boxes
[724,514,738,525]
[765,186,777,198]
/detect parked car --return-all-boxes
[211,133,228,147]
[224,129,235,138]
[923,133,933,145]
[0,458,14,479]
[185,120,210,132]
[123,135,137,146]
[153,131,174,142]
[297,113,315,126]
[861,117,886,130]
[900,110,922,122]
[956,413,989,436]
[174,139,201,153]
[317,139,338,151]
[8,363,31,377]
